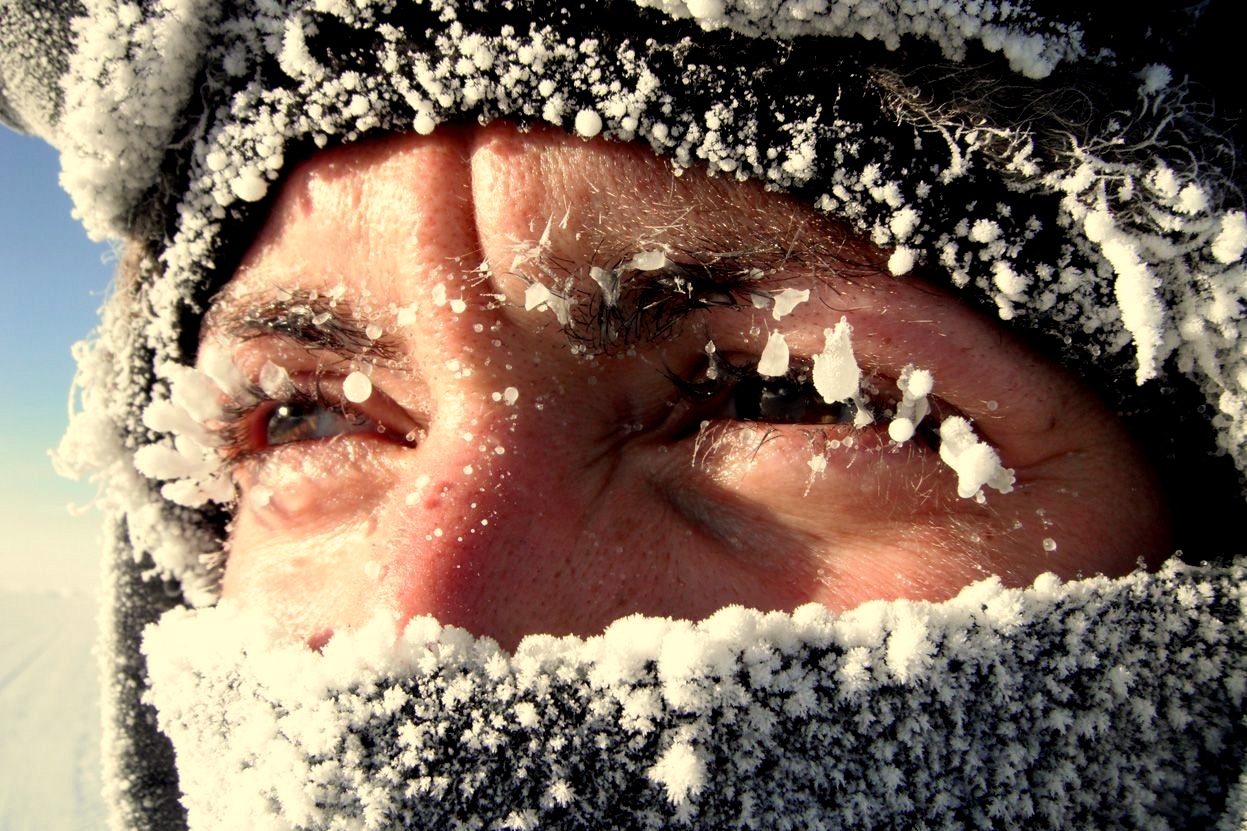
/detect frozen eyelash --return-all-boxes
[666,351,949,452]
[212,381,332,463]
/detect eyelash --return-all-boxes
[667,353,943,450]
[214,377,416,462]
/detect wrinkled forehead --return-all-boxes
[212,123,887,317]
[243,126,869,261]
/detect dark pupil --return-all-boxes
[266,403,321,446]
[734,375,858,424]
[265,401,367,446]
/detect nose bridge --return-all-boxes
[377,386,601,645]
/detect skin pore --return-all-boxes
[202,122,1172,651]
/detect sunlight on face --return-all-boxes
[201,123,1171,650]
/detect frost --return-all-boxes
[648,741,706,806]
[1212,212,1247,264]
[887,247,916,276]
[140,562,1247,830]
[132,361,234,510]
[811,317,860,403]
[937,416,1015,500]
[574,108,603,138]
[343,371,372,403]
[756,330,790,377]
[766,287,810,321]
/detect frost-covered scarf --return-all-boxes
[146,563,1247,830]
[3,1,1247,829]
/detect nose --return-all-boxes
[373,125,756,647]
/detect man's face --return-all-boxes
[200,123,1170,649]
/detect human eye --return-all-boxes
[215,368,419,462]
[666,349,946,453]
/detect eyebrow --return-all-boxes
[206,290,405,364]
[552,234,880,354]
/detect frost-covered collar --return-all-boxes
[145,562,1247,830]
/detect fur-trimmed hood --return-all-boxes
[3,1,1246,828]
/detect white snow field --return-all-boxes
[0,589,106,830]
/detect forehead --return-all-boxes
[221,123,882,305]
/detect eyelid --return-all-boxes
[213,371,419,462]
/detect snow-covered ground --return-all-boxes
[1,589,106,830]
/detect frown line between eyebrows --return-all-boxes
[205,289,407,366]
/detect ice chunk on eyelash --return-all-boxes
[751,287,811,321]
[769,288,810,320]
[589,266,621,307]
[525,282,553,310]
[888,365,934,443]
[756,330,790,377]
[259,361,295,398]
[626,249,670,271]
[524,281,573,326]
[812,317,861,404]
[937,416,1016,501]
[343,371,373,404]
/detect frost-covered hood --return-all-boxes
[3,0,1247,828]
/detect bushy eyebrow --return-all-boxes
[205,290,404,364]
[550,236,880,354]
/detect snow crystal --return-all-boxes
[140,561,1247,830]
[888,365,933,444]
[756,330,790,377]
[628,249,669,271]
[574,109,603,138]
[969,218,1001,244]
[937,416,1015,500]
[767,287,810,321]
[648,741,706,806]
[811,317,860,403]
[503,386,520,406]
[343,371,372,403]
[1212,212,1247,264]
[887,247,916,276]
[1138,63,1172,95]
[887,417,915,443]
[229,169,268,203]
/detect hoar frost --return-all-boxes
[812,317,861,404]
[797,319,1011,501]
[937,416,1016,500]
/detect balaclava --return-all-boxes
[3,1,1246,828]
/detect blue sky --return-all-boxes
[0,128,115,593]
